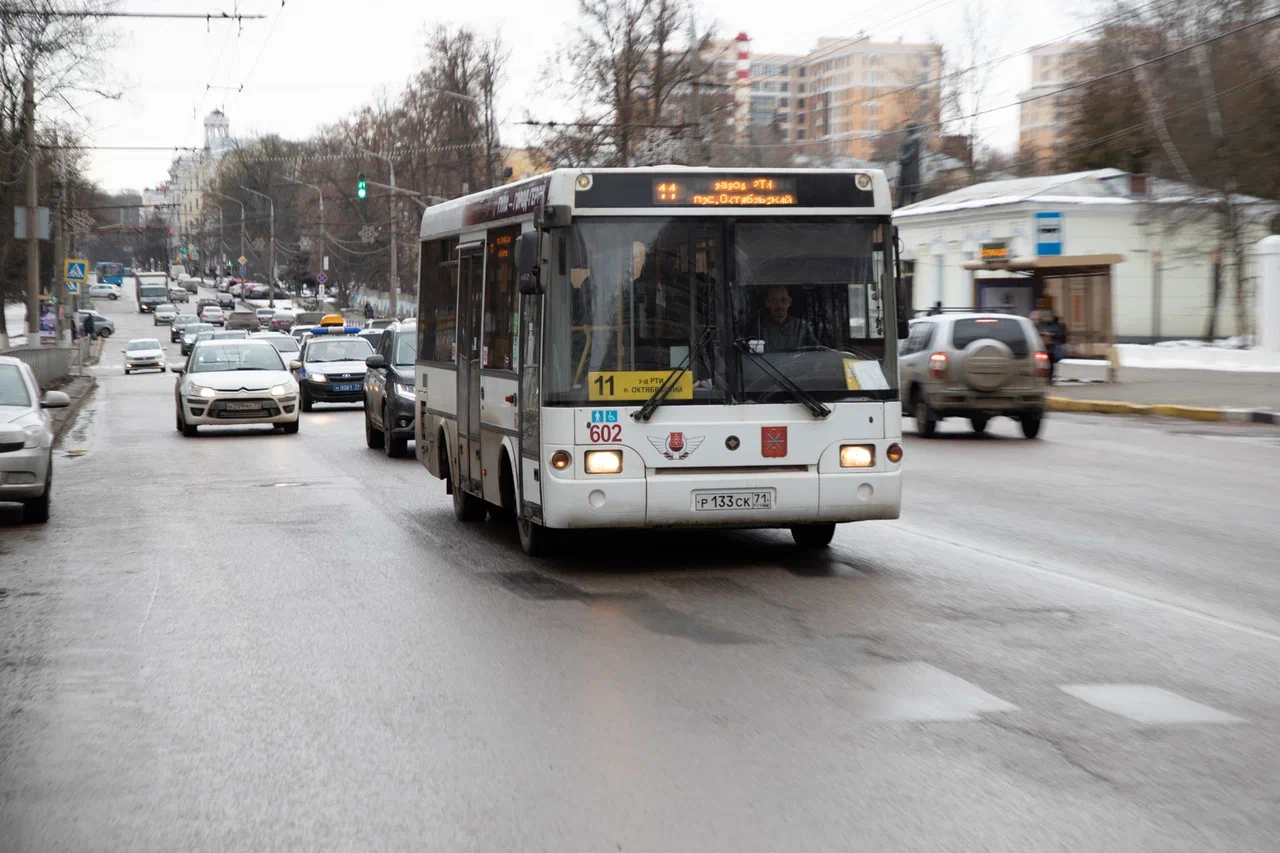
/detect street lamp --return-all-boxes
[240,186,275,309]
[283,175,325,295]
[208,190,246,278]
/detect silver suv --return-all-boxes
[899,313,1048,439]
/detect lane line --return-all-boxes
[894,524,1280,645]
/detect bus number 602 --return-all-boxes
[589,424,622,443]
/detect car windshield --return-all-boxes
[173,315,198,325]
[195,332,216,342]
[186,324,214,336]
[0,364,32,407]
[157,304,174,312]
[306,338,374,362]
[189,343,284,373]
[259,336,299,353]
[212,331,248,339]
[127,339,161,351]
[393,331,417,365]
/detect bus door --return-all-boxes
[456,242,486,495]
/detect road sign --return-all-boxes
[66,281,79,294]
[64,258,88,282]
[238,255,247,266]
[316,272,328,285]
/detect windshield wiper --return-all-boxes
[733,340,831,418]
[632,326,716,423]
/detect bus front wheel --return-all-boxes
[791,523,836,548]
[518,513,555,557]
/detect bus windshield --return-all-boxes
[543,217,894,405]
[97,262,124,282]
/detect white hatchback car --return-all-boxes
[124,338,167,374]
[88,282,121,300]
[173,339,301,436]
[0,356,70,523]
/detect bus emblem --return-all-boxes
[761,426,788,457]
[648,432,705,461]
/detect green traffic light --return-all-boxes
[357,173,367,200]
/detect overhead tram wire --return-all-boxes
[0,9,266,20]
[236,0,288,93]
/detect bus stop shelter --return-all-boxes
[962,253,1125,356]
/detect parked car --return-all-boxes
[362,319,417,457]
[198,305,226,327]
[88,282,120,300]
[364,318,395,330]
[225,311,262,332]
[170,314,199,342]
[123,338,166,374]
[229,282,243,297]
[75,309,114,339]
[216,278,231,293]
[173,339,300,436]
[270,310,295,332]
[0,356,70,522]
[153,303,178,325]
[900,313,1048,439]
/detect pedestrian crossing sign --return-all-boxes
[64,258,88,282]
[66,281,79,294]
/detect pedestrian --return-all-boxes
[82,313,95,339]
[1037,309,1067,382]
[926,301,943,316]
[364,302,375,322]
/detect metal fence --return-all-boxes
[1,345,73,387]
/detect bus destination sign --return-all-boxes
[653,176,798,207]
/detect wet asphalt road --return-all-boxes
[3,285,1280,851]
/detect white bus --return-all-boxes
[414,168,907,555]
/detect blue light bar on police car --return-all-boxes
[307,325,362,335]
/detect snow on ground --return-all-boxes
[1116,343,1280,372]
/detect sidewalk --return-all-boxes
[1048,367,1280,423]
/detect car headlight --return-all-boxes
[395,382,415,400]
[191,385,217,399]
[22,424,44,449]
[270,384,289,396]
[309,372,327,383]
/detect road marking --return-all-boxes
[831,661,1018,722]
[1060,684,1246,725]
[895,525,1280,645]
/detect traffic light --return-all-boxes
[357,172,367,200]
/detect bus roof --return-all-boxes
[418,167,893,241]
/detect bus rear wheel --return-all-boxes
[791,523,836,548]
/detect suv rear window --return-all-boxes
[951,318,1031,357]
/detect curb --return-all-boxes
[51,375,97,447]
[1046,396,1278,425]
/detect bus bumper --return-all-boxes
[540,468,901,529]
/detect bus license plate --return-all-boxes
[693,490,775,511]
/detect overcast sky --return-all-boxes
[73,0,1087,192]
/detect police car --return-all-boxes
[295,324,377,411]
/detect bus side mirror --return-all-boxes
[517,232,543,296]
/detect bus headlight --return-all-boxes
[584,450,622,474]
[551,450,572,470]
[840,444,875,468]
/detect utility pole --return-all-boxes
[54,134,69,345]
[688,8,701,166]
[360,148,398,318]
[24,72,40,347]
[242,186,275,308]
[283,176,324,297]
[211,190,246,280]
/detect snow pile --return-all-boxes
[1116,343,1280,372]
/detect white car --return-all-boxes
[229,283,243,297]
[88,282,121,300]
[153,303,178,325]
[174,339,300,436]
[0,356,70,523]
[199,305,225,326]
[123,338,167,374]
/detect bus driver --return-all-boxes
[759,285,818,352]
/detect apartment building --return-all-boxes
[1017,43,1085,162]
[735,35,942,160]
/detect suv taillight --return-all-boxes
[928,351,948,379]
[1034,351,1050,378]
